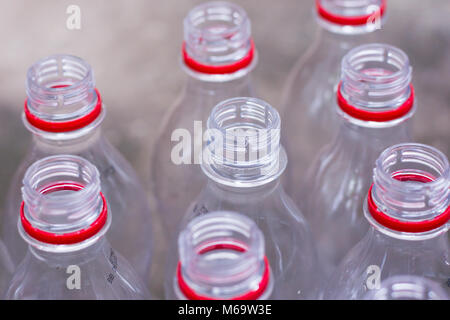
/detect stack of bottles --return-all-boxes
[0,0,448,300]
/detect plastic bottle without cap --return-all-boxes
[167,211,275,300]
[151,1,258,238]
[1,54,153,286]
[324,143,450,299]
[299,43,415,276]
[5,155,149,299]
[364,275,449,300]
[281,0,387,194]
[168,97,321,300]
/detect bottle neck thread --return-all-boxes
[24,54,104,135]
[338,43,414,126]
[176,211,271,300]
[202,97,286,188]
[20,155,109,252]
[366,143,450,239]
[182,1,256,81]
[316,0,387,34]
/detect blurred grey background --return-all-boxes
[0,0,448,243]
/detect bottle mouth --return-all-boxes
[338,43,414,124]
[20,155,109,249]
[316,0,386,34]
[365,275,449,300]
[24,54,103,133]
[177,211,271,300]
[182,1,255,78]
[202,97,286,187]
[366,143,450,236]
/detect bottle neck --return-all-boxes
[176,211,272,300]
[184,70,254,97]
[31,124,103,154]
[28,236,107,267]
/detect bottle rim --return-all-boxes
[176,243,270,300]
[337,82,415,122]
[20,183,108,245]
[316,0,386,26]
[367,179,450,233]
[182,39,255,75]
[24,88,103,133]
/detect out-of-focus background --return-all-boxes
[0,0,448,251]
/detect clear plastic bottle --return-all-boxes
[168,97,320,300]
[364,275,449,300]
[281,0,387,193]
[151,1,257,236]
[5,155,149,299]
[167,211,274,300]
[324,143,450,299]
[300,43,415,276]
[2,54,153,283]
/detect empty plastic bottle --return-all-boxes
[169,97,320,299]
[300,43,415,275]
[152,1,257,236]
[364,275,449,300]
[167,211,274,300]
[5,155,149,299]
[2,54,153,283]
[281,0,387,193]
[324,143,450,299]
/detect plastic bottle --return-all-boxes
[5,155,149,299]
[2,54,153,283]
[168,97,320,299]
[324,143,450,299]
[152,1,257,236]
[300,43,415,275]
[281,0,387,193]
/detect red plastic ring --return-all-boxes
[20,182,108,245]
[182,39,255,75]
[177,243,270,300]
[24,88,102,133]
[367,174,450,233]
[316,0,386,26]
[337,82,414,122]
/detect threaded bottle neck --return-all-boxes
[202,97,286,187]
[20,155,109,252]
[366,143,449,239]
[177,211,271,300]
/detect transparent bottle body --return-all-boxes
[6,238,149,300]
[281,28,379,195]
[323,227,450,299]
[152,75,255,236]
[165,179,321,300]
[300,118,412,276]
[3,129,153,283]
[364,275,449,300]
[0,239,14,298]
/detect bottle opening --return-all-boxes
[366,143,450,235]
[24,54,103,133]
[182,1,255,76]
[176,211,271,300]
[202,97,286,187]
[316,0,386,33]
[20,155,108,246]
[338,43,414,123]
